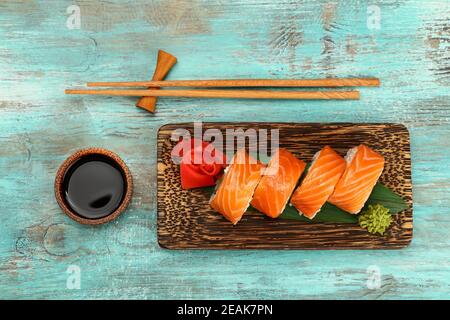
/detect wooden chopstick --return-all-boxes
[65,89,360,100]
[86,78,379,88]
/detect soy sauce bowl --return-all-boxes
[55,148,133,225]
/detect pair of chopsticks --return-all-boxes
[65,78,380,100]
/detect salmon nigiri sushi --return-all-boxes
[290,146,346,219]
[210,149,265,224]
[328,144,385,214]
[251,148,306,218]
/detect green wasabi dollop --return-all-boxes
[359,204,392,236]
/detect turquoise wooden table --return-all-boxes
[1,0,449,299]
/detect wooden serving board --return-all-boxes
[157,123,413,250]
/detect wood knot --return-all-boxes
[43,223,81,257]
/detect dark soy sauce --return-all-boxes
[62,154,126,219]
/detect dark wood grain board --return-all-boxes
[157,123,413,250]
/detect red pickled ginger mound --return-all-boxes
[171,138,227,189]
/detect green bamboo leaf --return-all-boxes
[364,183,408,214]
[278,182,407,223]
[277,202,358,223]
